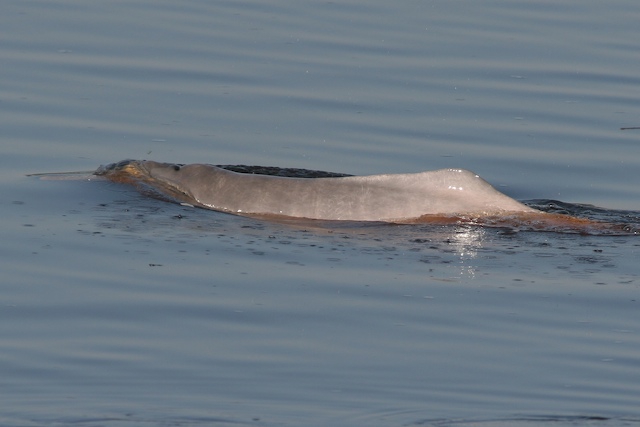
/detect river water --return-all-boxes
[1,1,640,426]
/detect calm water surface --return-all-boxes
[1,1,640,426]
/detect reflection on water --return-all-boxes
[446,225,486,279]
[447,225,486,259]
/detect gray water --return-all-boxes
[1,1,640,426]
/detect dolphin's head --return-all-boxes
[96,160,208,205]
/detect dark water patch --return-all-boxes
[528,199,640,225]
[405,415,640,426]
[217,164,352,178]
[10,414,259,427]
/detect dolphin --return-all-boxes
[94,159,636,233]
[96,160,535,221]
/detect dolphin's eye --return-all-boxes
[173,165,181,171]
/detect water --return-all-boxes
[1,0,640,426]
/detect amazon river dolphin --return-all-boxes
[97,159,536,222]
[93,159,639,235]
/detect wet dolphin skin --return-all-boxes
[94,159,640,234]
[97,159,536,222]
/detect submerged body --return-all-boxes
[95,159,636,234]
[97,160,535,222]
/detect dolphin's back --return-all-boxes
[141,163,534,221]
